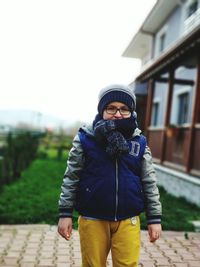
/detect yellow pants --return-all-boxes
[78,216,140,267]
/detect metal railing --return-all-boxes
[183,7,200,35]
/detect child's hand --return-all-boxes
[58,217,72,240]
[147,224,162,243]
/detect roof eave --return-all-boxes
[122,0,181,58]
[135,25,200,82]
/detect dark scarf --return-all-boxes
[93,113,138,158]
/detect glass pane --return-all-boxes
[152,102,159,126]
[159,33,166,52]
[150,72,169,127]
[177,92,189,124]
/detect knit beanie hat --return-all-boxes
[98,84,136,115]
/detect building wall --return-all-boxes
[154,6,182,58]
[155,164,200,207]
[154,0,200,59]
[180,0,200,35]
[137,0,200,206]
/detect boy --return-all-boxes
[58,84,162,267]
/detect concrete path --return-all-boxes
[0,225,200,267]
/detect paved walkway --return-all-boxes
[0,225,200,267]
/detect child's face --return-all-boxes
[103,102,131,120]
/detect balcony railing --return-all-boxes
[183,7,200,35]
[140,8,200,72]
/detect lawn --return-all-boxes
[140,186,200,231]
[0,154,200,231]
[0,157,67,224]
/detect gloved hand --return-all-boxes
[94,119,116,142]
[94,113,138,141]
[106,131,129,157]
[93,118,132,158]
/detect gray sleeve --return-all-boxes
[141,146,162,224]
[58,133,85,217]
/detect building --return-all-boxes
[123,0,200,206]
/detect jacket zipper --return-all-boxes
[114,159,119,221]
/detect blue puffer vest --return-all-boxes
[75,128,147,221]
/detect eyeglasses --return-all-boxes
[105,106,131,116]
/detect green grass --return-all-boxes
[0,158,66,224]
[159,187,200,231]
[0,155,200,231]
[140,186,200,231]
[37,147,67,160]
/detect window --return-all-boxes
[159,33,166,52]
[155,24,168,57]
[152,102,159,126]
[177,92,189,124]
[187,0,198,17]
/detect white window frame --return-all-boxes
[151,97,160,127]
[155,24,168,57]
[171,86,191,126]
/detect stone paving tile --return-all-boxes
[0,225,200,266]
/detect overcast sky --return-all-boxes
[0,0,156,126]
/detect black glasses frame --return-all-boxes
[105,106,131,116]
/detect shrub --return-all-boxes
[0,132,40,189]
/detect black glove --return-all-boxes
[93,118,131,158]
[106,131,129,158]
[94,119,116,142]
